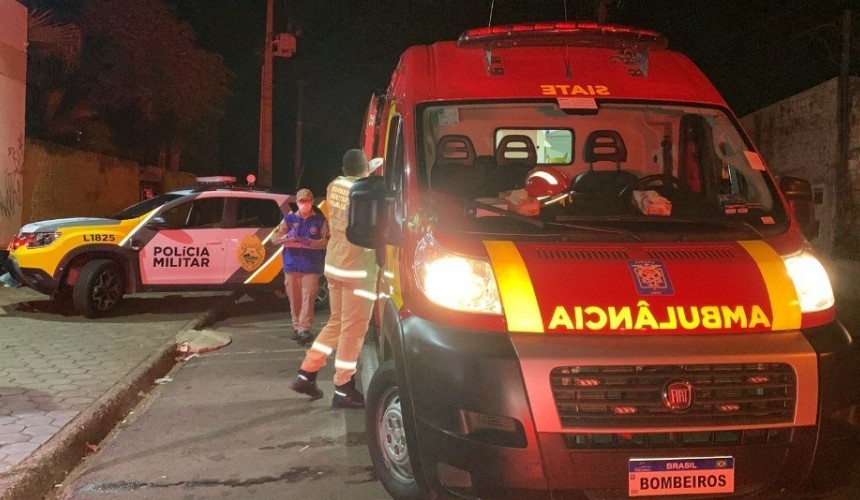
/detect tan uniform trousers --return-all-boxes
[300,277,374,386]
[284,272,320,332]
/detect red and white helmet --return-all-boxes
[525,167,569,200]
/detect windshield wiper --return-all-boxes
[559,214,766,239]
[680,217,767,239]
[470,199,641,240]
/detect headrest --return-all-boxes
[435,135,476,167]
[496,135,537,166]
[583,130,627,164]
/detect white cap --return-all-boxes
[369,157,384,173]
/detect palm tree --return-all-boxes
[25,8,93,144]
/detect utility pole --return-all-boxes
[258,0,274,188]
[258,0,297,189]
[294,80,305,190]
[836,8,853,252]
[597,0,611,24]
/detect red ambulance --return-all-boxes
[348,22,859,499]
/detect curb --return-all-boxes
[0,292,237,500]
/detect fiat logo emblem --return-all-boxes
[662,379,694,412]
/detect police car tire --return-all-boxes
[365,361,431,500]
[73,259,124,318]
[315,275,329,310]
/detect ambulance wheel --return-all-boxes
[366,362,430,500]
[73,259,124,318]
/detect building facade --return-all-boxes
[741,77,860,256]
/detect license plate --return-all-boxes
[628,457,734,497]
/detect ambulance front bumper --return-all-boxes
[399,316,860,499]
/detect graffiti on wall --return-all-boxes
[1,135,24,218]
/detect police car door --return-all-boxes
[222,195,286,284]
[139,196,228,285]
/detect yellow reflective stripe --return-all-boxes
[310,341,333,356]
[244,246,283,284]
[385,244,403,309]
[335,359,358,371]
[324,264,368,279]
[737,240,801,331]
[483,241,543,333]
[353,288,377,301]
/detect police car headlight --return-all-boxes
[28,232,61,248]
[415,234,502,314]
[783,250,834,313]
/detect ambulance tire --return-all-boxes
[366,361,431,500]
[73,259,124,318]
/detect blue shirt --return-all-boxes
[281,211,327,274]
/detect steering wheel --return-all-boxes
[618,174,689,199]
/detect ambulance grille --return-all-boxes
[645,247,738,260]
[535,248,629,260]
[551,363,796,429]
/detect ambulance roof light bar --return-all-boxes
[457,22,668,77]
[458,22,667,48]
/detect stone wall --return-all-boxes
[22,139,196,224]
[740,77,860,256]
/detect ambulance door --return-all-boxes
[222,196,286,284]
[362,94,384,159]
[139,197,228,285]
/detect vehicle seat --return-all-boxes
[431,135,483,198]
[494,135,537,193]
[574,130,639,195]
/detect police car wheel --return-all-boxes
[315,276,329,310]
[73,259,124,318]
[366,361,430,500]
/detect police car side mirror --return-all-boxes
[779,176,819,240]
[347,176,392,249]
[145,216,170,230]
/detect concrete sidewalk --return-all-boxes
[0,287,234,500]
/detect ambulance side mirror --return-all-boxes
[780,176,819,240]
[347,176,392,249]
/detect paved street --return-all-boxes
[0,287,229,474]
[52,299,388,499]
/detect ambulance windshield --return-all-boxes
[418,102,789,241]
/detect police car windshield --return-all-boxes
[419,101,789,239]
[112,193,185,220]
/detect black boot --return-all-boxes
[332,377,364,409]
[291,329,300,341]
[291,369,323,400]
[296,330,313,346]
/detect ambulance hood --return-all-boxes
[19,217,120,234]
[485,240,802,335]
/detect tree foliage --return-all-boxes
[25,0,231,170]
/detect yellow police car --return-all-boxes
[7,186,326,317]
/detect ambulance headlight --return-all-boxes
[783,250,834,313]
[415,234,502,314]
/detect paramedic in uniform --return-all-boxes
[291,149,380,409]
[272,188,328,346]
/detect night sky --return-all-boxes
[168,0,856,196]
